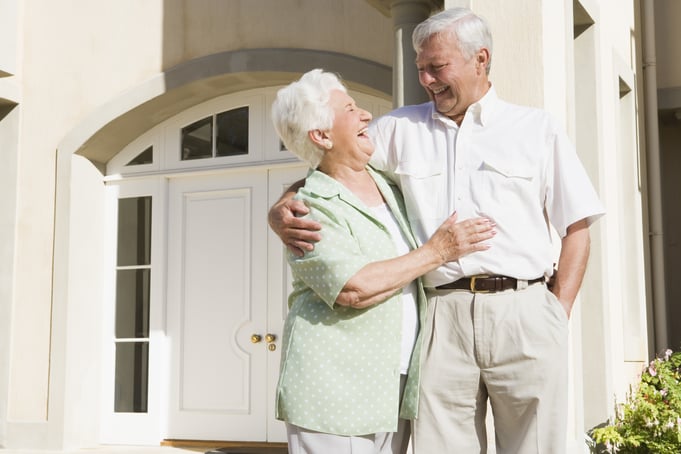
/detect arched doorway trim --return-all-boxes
[58,48,391,167]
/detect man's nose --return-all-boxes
[419,70,436,86]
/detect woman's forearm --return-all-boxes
[336,243,443,309]
[336,214,495,309]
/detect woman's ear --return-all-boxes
[309,130,333,150]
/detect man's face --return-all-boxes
[415,31,488,124]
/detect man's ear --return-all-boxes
[476,48,490,73]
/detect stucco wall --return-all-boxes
[161,0,392,70]
[7,0,393,442]
[9,0,167,424]
[0,105,19,445]
[0,0,19,77]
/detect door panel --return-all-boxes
[266,166,309,442]
[167,170,268,440]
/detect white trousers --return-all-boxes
[413,283,569,454]
[286,418,410,454]
[286,375,411,454]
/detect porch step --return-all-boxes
[162,440,287,454]
[206,448,288,454]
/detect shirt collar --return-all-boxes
[303,169,343,199]
[430,83,498,127]
[303,166,383,200]
[475,84,497,126]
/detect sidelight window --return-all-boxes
[113,196,152,413]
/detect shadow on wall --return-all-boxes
[659,110,681,351]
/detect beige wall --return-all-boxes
[0,0,19,77]
[162,0,392,70]
[0,105,19,445]
[9,0,166,425]
[6,0,392,447]
[0,0,20,445]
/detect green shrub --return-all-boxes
[587,349,681,453]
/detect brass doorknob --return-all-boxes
[268,344,277,352]
[265,333,276,343]
[251,334,262,343]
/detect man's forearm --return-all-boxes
[267,177,322,256]
[553,219,591,317]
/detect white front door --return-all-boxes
[166,165,306,441]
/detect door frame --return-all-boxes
[100,87,391,445]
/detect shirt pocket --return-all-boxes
[394,159,446,223]
[480,159,533,181]
[470,158,536,212]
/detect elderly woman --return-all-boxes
[270,69,494,454]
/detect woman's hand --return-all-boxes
[424,212,496,264]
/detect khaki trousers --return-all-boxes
[413,283,568,454]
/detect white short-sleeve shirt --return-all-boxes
[369,86,605,288]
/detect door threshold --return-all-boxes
[162,440,288,454]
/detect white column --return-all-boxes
[390,0,436,107]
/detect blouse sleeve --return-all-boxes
[286,196,373,309]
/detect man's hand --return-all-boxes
[268,195,322,257]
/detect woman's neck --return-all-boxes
[318,162,385,207]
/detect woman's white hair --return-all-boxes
[271,69,347,168]
[412,7,493,75]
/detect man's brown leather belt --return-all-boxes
[435,275,545,293]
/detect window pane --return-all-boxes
[117,197,152,266]
[125,146,153,166]
[114,342,149,413]
[181,116,213,160]
[216,107,248,157]
[115,269,150,338]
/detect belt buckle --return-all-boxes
[470,274,491,293]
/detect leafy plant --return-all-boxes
[587,348,681,453]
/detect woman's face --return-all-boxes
[325,90,373,164]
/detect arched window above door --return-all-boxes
[105,88,391,180]
[181,106,249,160]
[106,89,296,178]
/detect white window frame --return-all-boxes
[100,177,168,445]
